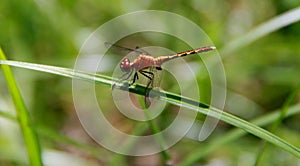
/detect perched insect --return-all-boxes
[106,42,216,107]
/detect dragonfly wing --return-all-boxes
[105,42,145,55]
[150,66,162,89]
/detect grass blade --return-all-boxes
[0,60,299,159]
[254,84,300,165]
[221,7,300,56]
[0,50,42,166]
[178,103,300,165]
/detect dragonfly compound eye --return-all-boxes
[120,58,131,72]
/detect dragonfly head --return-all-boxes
[120,58,131,72]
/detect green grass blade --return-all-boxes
[178,103,300,166]
[254,84,300,165]
[0,110,15,120]
[0,50,42,166]
[221,7,300,56]
[143,109,171,163]
[0,60,114,85]
[0,110,107,161]
[0,60,299,159]
[108,123,149,166]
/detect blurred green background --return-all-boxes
[0,0,300,165]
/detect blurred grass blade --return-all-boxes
[0,50,42,166]
[0,109,107,161]
[0,110,15,120]
[254,84,300,165]
[221,7,300,56]
[272,84,300,135]
[108,123,149,166]
[179,103,300,166]
[0,60,299,159]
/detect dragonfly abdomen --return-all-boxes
[156,46,216,64]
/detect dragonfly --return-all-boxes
[105,42,216,107]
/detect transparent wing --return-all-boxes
[149,67,162,89]
[104,42,146,56]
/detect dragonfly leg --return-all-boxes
[139,70,154,93]
[139,70,155,107]
[130,72,139,86]
[145,76,153,94]
[139,70,154,80]
[121,69,134,80]
[156,66,162,70]
[144,77,153,108]
[112,69,134,89]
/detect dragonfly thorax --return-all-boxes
[120,58,132,72]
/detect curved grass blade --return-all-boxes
[254,84,300,165]
[221,7,300,56]
[0,60,299,159]
[178,103,300,166]
[0,50,42,166]
[0,109,110,163]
